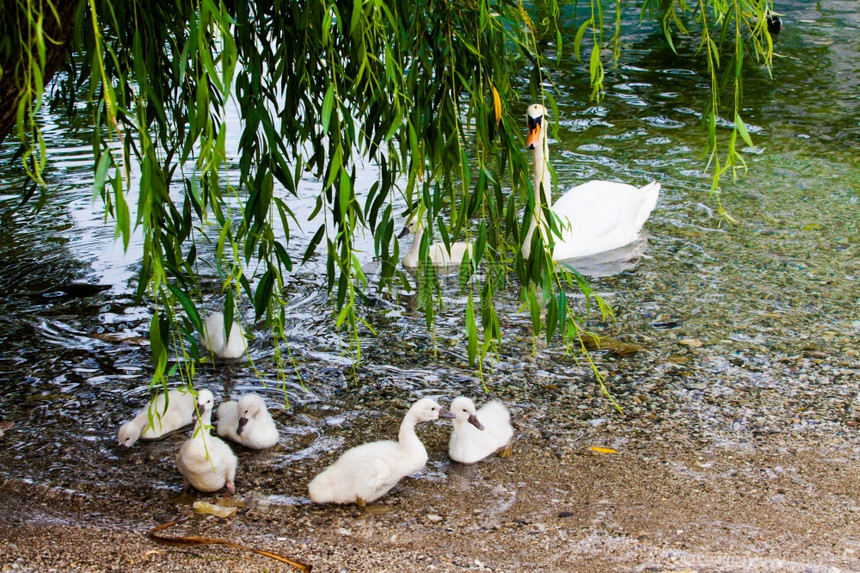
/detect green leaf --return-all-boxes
[466,294,477,365]
[167,284,202,332]
[546,291,558,343]
[574,18,593,62]
[321,84,335,133]
[254,268,275,320]
[303,225,325,264]
[735,114,754,148]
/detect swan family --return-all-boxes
[117,102,657,502]
[119,390,513,503]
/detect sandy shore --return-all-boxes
[2,408,858,573]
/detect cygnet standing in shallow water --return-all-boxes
[308,398,455,507]
[200,311,246,359]
[117,387,196,447]
[177,389,238,494]
[216,393,279,450]
[448,397,514,464]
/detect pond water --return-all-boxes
[0,0,857,534]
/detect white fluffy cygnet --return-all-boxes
[308,398,454,506]
[216,393,279,450]
[177,389,238,493]
[117,387,196,447]
[200,311,246,359]
[448,397,513,464]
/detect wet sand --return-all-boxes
[2,402,858,573]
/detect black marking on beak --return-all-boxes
[397,223,412,239]
[237,416,248,435]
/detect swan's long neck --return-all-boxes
[397,412,424,454]
[523,138,552,258]
[533,138,552,212]
[402,224,423,267]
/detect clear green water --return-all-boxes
[0,0,856,496]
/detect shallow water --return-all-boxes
[0,0,857,514]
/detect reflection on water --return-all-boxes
[0,0,857,507]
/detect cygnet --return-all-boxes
[216,393,279,450]
[177,389,238,493]
[308,398,454,506]
[200,311,246,359]
[117,387,196,447]
[448,397,513,464]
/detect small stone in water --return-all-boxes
[679,339,703,348]
[426,514,443,522]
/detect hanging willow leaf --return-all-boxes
[0,0,772,395]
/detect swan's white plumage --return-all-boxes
[117,388,196,447]
[522,103,660,261]
[217,393,279,450]
[400,221,472,268]
[177,389,238,493]
[448,397,514,464]
[201,311,246,359]
[308,398,452,505]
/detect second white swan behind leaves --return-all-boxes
[399,220,472,268]
[522,103,660,261]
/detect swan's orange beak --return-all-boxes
[527,116,542,150]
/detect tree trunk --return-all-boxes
[0,1,80,146]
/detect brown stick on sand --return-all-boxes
[148,518,312,573]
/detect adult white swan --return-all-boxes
[522,104,660,261]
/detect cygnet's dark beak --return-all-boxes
[193,403,206,422]
[397,224,412,239]
[439,409,456,419]
[468,414,485,431]
[237,416,248,435]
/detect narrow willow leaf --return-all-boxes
[321,84,335,133]
[466,294,477,365]
[254,268,275,320]
[168,284,202,331]
[546,291,557,343]
[491,84,502,125]
[112,172,130,250]
[574,18,593,62]
[93,153,111,206]
[527,288,541,337]
[735,114,754,148]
